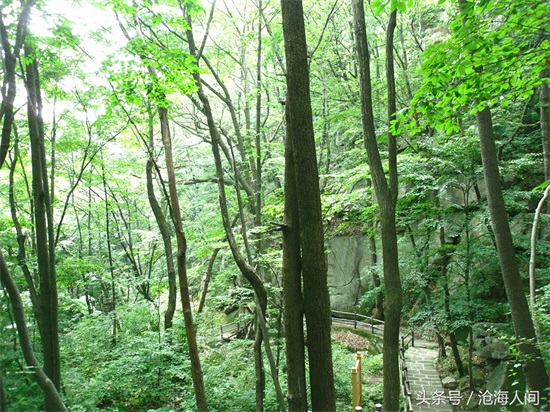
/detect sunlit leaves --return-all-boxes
[401,0,550,135]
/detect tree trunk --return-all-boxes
[353,1,402,410]
[366,187,384,320]
[183,10,288,411]
[158,105,209,411]
[282,112,307,411]
[25,41,61,401]
[145,108,177,329]
[440,227,464,375]
[0,251,67,411]
[0,3,31,169]
[541,66,550,182]
[101,159,117,342]
[198,247,220,314]
[253,319,265,412]
[280,0,336,409]
[477,105,550,400]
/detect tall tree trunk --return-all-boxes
[0,365,5,412]
[9,136,40,323]
[198,247,220,314]
[439,228,464,376]
[158,105,209,411]
[101,160,117,342]
[282,115,307,411]
[25,41,61,402]
[0,3,31,169]
[254,319,266,412]
[116,13,208,405]
[477,105,550,400]
[366,181,384,320]
[145,108,177,329]
[280,0,336,409]
[183,9,286,411]
[353,1,402,410]
[541,66,550,183]
[0,251,67,411]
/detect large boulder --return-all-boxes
[484,362,526,411]
[476,340,511,361]
[326,236,371,311]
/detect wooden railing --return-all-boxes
[219,319,249,340]
[399,331,414,412]
[220,310,414,411]
[331,310,385,334]
[334,310,414,412]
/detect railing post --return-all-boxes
[411,330,415,347]
[357,352,362,405]
[220,325,223,339]
[370,316,374,333]
[374,403,382,412]
[354,312,357,329]
[352,352,363,409]
[351,366,359,407]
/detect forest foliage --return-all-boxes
[0,0,549,410]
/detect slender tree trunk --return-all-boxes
[530,185,550,314]
[440,228,464,375]
[101,160,117,342]
[254,318,266,412]
[183,10,287,411]
[25,42,61,401]
[353,2,402,410]
[280,0,335,409]
[0,365,6,412]
[145,108,177,329]
[198,248,220,314]
[541,66,550,182]
[0,3,31,169]
[0,251,67,411]
[9,137,40,322]
[477,106,550,400]
[366,184,384,320]
[282,114,307,411]
[158,106,209,411]
[116,15,208,405]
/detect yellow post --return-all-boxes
[356,352,362,406]
[351,352,362,410]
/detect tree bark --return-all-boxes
[280,0,336,409]
[477,105,550,400]
[197,247,220,314]
[145,108,177,329]
[24,41,61,401]
[529,184,550,313]
[440,228,464,376]
[0,251,67,411]
[282,112,307,411]
[101,159,117,342]
[353,1,403,410]
[366,182,384,320]
[158,105,209,411]
[541,66,550,182]
[183,9,288,412]
[0,3,31,169]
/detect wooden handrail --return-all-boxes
[399,329,414,412]
[219,319,251,340]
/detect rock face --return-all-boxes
[326,236,371,311]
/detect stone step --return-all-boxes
[404,346,453,411]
